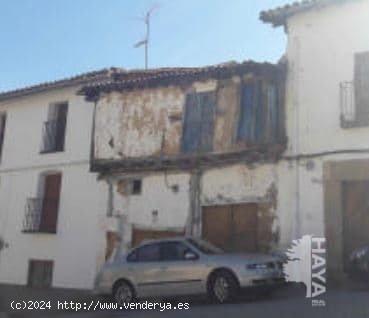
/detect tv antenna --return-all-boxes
[134,4,160,69]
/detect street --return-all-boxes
[5,286,369,318]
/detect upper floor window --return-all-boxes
[341,52,369,128]
[182,91,216,153]
[41,102,68,153]
[0,113,7,161]
[237,80,279,144]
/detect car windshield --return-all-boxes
[187,238,223,254]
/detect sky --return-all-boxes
[0,0,291,92]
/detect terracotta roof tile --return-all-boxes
[0,67,125,101]
[79,61,281,100]
[260,0,352,27]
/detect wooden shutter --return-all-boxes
[237,82,256,142]
[354,52,369,123]
[200,92,216,152]
[40,173,62,233]
[55,103,68,151]
[254,80,264,142]
[0,113,6,159]
[182,92,216,153]
[265,83,279,142]
[182,93,201,153]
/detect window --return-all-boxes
[182,91,216,153]
[237,81,279,143]
[132,179,142,195]
[41,102,68,153]
[23,172,62,233]
[127,250,138,262]
[27,260,53,288]
[341,52,369,128]
[135,243,160,262]
[160,241,196,261]
[0,113,6,161]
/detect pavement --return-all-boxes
[1,283,369,318]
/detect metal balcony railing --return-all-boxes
[22,198,43,232]
[41,119,65,153]
[340,81,356,128]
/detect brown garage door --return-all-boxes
[202,203,258,253]
[342,181,369,271]
[131,228,184,247]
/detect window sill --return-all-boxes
[340,117,369,129]
[39,149,64,155]
[22,229,57,234]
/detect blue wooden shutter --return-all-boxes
[254,80,264,142]
[182,93,202,153]
[266,84,279,142]
[200,92,215,152]
[237,82,255,141]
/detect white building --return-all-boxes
[261,0,369,283]
[0,69,122,289]
[1,0,367,290]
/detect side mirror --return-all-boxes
[184,251,198,261]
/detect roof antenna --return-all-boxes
[134,4,160,70]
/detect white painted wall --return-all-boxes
[109,173,191,251]
[0,87,108,289]
[283,0,369,237]
[108,162,297,253]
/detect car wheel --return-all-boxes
[113,281,135,305]
[208,270,238,303]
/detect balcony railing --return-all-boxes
[23,197,59,233]
[22,198,43,233]
[41,120,65,153]
[340,81,356,128]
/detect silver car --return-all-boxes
[94,237,285,304]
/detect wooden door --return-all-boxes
[342,181,369,270]
[40,173,62,233]
[202,205,232,251]
[202,204,258,253]
[27,260,53,288]
[232,204,258,252]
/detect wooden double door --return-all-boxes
[202,203,258,253]
[342,181,369,270]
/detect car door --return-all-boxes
[157,241,207,296]
[127,242,166,298]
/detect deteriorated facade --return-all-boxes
[80,62,288,256]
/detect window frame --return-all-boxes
[127,242,161,263]
[0,112,7,162]
[159,241,199,262]
[40,101,68,154]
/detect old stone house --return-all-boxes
[79,62,288,256]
